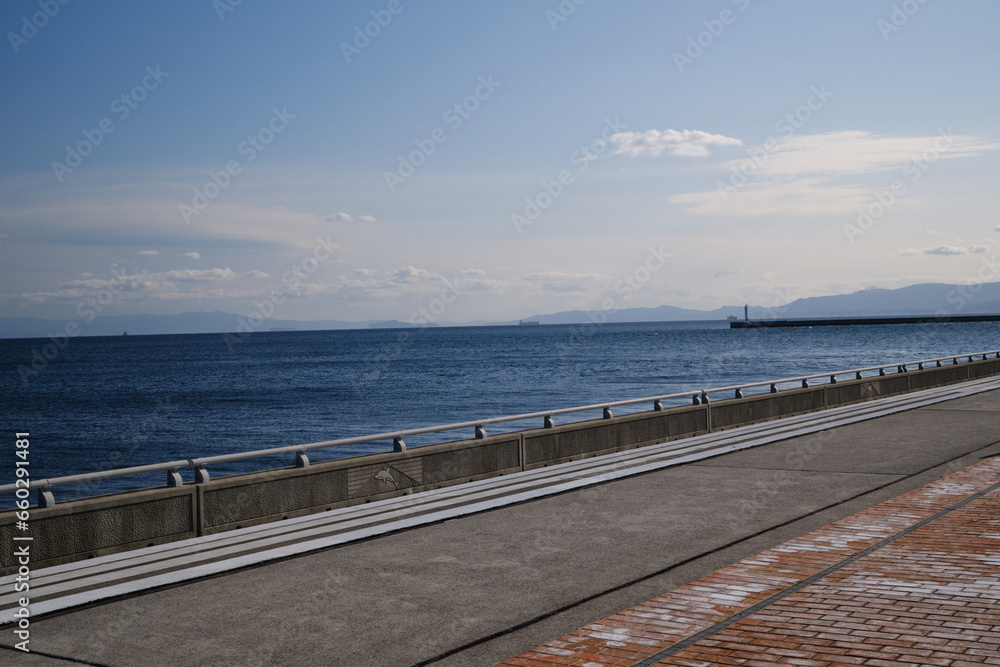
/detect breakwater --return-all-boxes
[731,314,1000,328]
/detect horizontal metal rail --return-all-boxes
[4,349,998,506]
[704,351,999,398]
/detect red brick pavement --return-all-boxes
[497,457,1000,667]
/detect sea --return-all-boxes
[1,320,998,505]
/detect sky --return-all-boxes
[1,0,999,325]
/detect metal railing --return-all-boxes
[4,350,998,507]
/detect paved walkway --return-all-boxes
[497,456,1000,667]
[2,384,999,666]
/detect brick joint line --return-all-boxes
[632,473,1000,666]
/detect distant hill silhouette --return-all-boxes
[368,320,439,329]
[518,282,1000,324]
[2,281,999,338]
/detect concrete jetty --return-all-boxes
[730,314,1000,328]
[1,373,999,665]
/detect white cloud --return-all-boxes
[179,252,201,259]
[895,245,988,257]
[335,265,455,302]
[156,268,237,282]
[61,278,118,289]
[2,190,334,251]
[522,271,610,294]
[611,129,742,158]
[60,267,234,287]
[0,267,242,307]
[323,212,375,223]
[136,250,159,256]
[672,130,1000,216]
[332,266,619,312]
[245,270,270,278]
[673,177,871,216]
[740,130,990,178]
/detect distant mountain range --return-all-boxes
[2,281,999,339]
[517,281,1000,324]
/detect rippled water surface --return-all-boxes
[2,320,997,502]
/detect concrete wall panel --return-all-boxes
[421,439,520,485]
[0,488,195,573]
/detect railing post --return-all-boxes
[475,425,486,439]
[38,487,55,508]
[653,400,663,412]
[801,379,809,388]
[167,468,183,487]
[770,383,778,393]
[195,466,210,484]
[735,388,743,399]
[703,393,712,432]
[855,372,863,380]
[829,375,837,384]
[603,407,613,419]
[543,415,554,428]
[692,394,701,405]
[393,436,406,452]
[295,451,310,467]
[879,368,886,376]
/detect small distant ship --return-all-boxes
[122,330,128,336]
[726,315,739,322]
[519,320,540,326]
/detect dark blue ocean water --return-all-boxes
[1,321,998,505]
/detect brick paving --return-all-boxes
[496,457,1000,667]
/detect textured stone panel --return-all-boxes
[203,469,348,528]
[910,365,968,390]
[666,408,708,437]
[711,389,826,429]
[524,408,707,466]
[969,358,1000,379]
[525,423,615,465]
[0,494,193,569]
[421,440,519,484]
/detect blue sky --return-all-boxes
[2,0,999,324]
